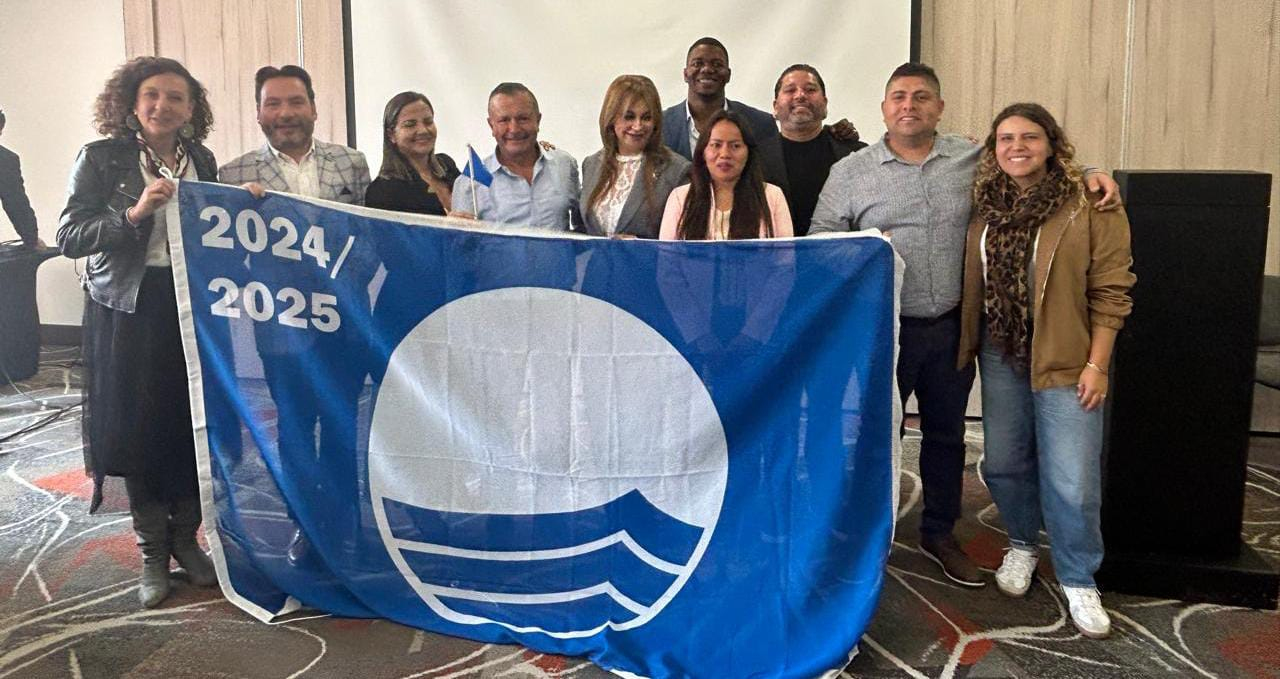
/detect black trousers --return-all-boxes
[898,307,976,538]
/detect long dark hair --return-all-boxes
[587,75,667,218]
[379,91,446,181]
[679,110,772,240]
[93,57,213,142]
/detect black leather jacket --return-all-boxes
[57,136,217,313]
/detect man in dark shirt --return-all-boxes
[757,65,866,235]
[0,110,43,248]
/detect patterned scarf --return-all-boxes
[136,132,190,179]
[976,163,1074,367]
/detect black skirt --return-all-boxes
[82,267,197,511]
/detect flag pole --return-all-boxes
[467,144,479,217]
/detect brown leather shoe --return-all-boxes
[919,534,985,587]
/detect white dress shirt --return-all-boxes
[269,142,319,197]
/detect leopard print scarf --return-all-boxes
[976,164,1075,368]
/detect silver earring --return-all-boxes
[125,113,142,131]
[178,122,195,139]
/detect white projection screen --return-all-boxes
[347,1,917,175]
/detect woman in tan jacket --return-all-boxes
[957,103,1135,639]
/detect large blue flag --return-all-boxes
[168,181,901,679]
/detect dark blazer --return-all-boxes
[757,125,866,199]
[0,144,39,246]
[757,126,867,234]
[661,98,778,160]
[365,153,461,216]
[58,137,217,313]
[579,148,690,238]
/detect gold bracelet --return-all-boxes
[1086,361,1108,375]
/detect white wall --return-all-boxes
[349,0,913,174]
[0,1,126,326]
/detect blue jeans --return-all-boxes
[978,338,1104,587]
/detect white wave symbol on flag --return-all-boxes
[381,488,703,632]
[367,288,730,637]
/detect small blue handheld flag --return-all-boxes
[462,145,493,187]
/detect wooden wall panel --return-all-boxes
[300,0,349,147]
[921,0,1130,173]
[922,0,1280,276]
[1125,1,1280,275]
[209,0,305,160]
[122,0,155,58]
[122,0,347,166]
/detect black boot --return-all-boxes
[127,479,172,608]
[169,495,216,587]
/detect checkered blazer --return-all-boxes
[218,140,370,205]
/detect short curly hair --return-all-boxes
[92,57,213,142]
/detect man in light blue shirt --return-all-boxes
[452,82,580,230]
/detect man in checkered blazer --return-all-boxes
[218,64,372,568]
[218,65,369,204]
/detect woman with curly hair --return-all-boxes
[366,91,459,215]
[658,109,791,240]
[581,75,689,238]
[57,56,219,608]
[956,103,1135,638]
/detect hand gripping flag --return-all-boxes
[168,181,902,679]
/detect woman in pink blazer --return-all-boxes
[659,110,792,240]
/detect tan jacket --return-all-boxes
[957,190,1136,390]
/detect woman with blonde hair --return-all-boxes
[957,102,1134,638]
[580,75,689,238]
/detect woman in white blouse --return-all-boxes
[659,109,792,241]
[580,75,690,238]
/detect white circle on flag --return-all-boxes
[368,287,729,637]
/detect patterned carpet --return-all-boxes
[2,348,1277,678]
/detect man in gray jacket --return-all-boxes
[0,109,42,248]
[810,62,1119,588]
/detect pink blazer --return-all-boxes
[658,183,794,240]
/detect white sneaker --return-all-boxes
[1062,585,1111,639]
[995,547,1038,597]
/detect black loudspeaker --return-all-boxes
[0,245,58,382]
[1097,170,1278,609]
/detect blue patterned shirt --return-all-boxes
[810,133,978,319]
